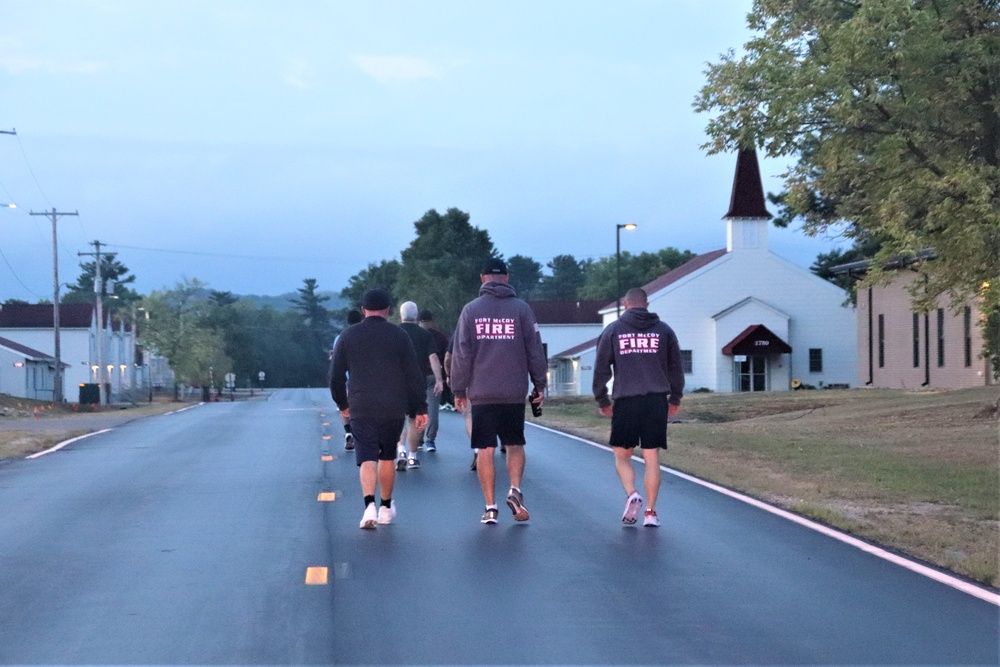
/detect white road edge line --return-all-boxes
[25,429,113,460]
[164,402,204,416]
[528,422,1000,607]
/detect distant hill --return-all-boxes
[238,291,347,312]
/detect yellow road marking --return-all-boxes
[322,435,331,440]
[305,567,328,585]
[318,492,336,501]
[322,422,330,426]
[322,455,333,461]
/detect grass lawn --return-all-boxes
[536,387,1000,588]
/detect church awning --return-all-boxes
[722,324,792,356]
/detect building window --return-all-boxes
[808,348,823,373]
[937,308,945,367]
[964,306,972,367]
[912,313,920,368]
[681,350,693,374]
[877,314,885,368]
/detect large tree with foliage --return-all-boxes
[536,254,588,300]
[62,254,140,316]
[139,278,232,394]
[393,208,498,331]
[695,0,999,371]
[506,254,543,300]
[289,278,334,386]
[341,259,402,310]
[579,247,698,300]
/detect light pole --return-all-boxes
[616,223,637,317]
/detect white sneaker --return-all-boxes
[643,508,660,527]
[622,491,644,525]
[377,501,397,525]
[395,450,407,471]
[360,503,378,529]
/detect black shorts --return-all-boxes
[610,394,668,450]
[471,403,526,450]
[350,417,405,465]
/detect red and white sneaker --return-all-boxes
[643,508,660,527]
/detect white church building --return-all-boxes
[551,148,857,394]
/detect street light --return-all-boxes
[616,223,637,317]
[1,203,16,208]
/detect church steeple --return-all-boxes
[723,147,772,253]
[723,146,772,219]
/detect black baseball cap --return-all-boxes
[361,288,392,311]
[481,258,508,275]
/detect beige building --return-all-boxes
[848,267,993,389]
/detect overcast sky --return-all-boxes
[0,1,850,301]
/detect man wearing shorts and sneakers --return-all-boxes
[450,258,547,524]
[330,289,428,529]
[593,287,684,528]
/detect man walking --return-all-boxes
[593,287,684,528]
[450,258,547,524]
[419,309,451,444]
[397,301,443,468]
[330,289,428,529]
[331,308,363,451]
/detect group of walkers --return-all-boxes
[329,259,684,530]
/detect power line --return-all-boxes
[0,245,45,298]
[105,243,350,264]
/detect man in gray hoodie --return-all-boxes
[450,258,547,524]
[593,287,684,528]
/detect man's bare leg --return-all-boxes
[504,444,525,490]
[477,446,496,506]
[614,447,637,495]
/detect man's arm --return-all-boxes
[662,327,685,406]
[592,328,615,409]
[521,306,548,395]
[330,337,349,410]
[449,310,472,399]
[429,353,444,395]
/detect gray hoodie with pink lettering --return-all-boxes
[450,281,548,405]
[593,307,684,408]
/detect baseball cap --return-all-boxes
[361,288,392,311]
[481,258,508,275]
[418,309,433,322]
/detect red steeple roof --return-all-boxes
[723,147,772,219]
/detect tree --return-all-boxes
[290,278,334,386]
[138,278,232,396]
[340,259,401,310]
[579,247,698,300]
[394,208,498,331]
[537,254,588,300]
[695,0,999,370]
[63,254,140,316]
[506,254,543,300]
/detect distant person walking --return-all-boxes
[419,309,451,446]
[330,289,428,529]
[593,287,684,528]
[396,301,443,469]
[450,258,547,524]
[332,308,364,451]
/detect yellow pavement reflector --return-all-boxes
[320,413,327,417]
[318,492,336,502]
[322,422,330,426]
[322,435,331,440]
[305,567,329,585]
[321,455,334,461]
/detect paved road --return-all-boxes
[0,388,996,665]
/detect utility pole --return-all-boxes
[79,241,108,405]
[29,208,79,404]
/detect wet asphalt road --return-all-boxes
[0,388,996,665]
